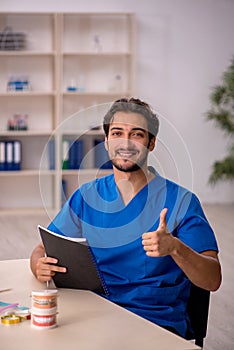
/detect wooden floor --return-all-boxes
[0,204,233,350]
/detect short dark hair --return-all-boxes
[103,97,159,141]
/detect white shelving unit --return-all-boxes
[0,12,136,214]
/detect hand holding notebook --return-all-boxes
[38,225,108,295]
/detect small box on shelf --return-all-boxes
[7,75,31,92]
[0,26,27,51]
[7,114,29,131]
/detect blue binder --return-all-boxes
[13,141,21,170]
[68,140,83,169]
[0,140,22,171]
[48,139,55,170]
[62,140,69,170]
[94,139,112,170]
[6,141,14,170]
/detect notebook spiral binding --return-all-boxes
[88,245,109,296]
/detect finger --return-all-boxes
[146,251,160,257]
[37,259,66,279]
[142,232,152,240]
[142,237,150,245]
[39,263,66,274]
[41,256,58,264]
[158,208,168,230]
[142,233,158,245]
[37,265,66,282]
[50,265,67,273]
[142,238,153,246]
[40,257,66,272]
[143,244,158,251]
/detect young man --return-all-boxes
[30,98,221,338]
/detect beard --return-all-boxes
[111,159,142,172]
[110,149,148,173]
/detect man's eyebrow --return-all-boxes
[131,127,146,133]
[110,127,123,131]
[110,126,146,132]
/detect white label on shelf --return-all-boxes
[0,142,5,162]
[62,140,69,161]
[7,143,13,163]
[14,142,21,163]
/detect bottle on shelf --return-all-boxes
[7,114,29,131]
[92,34,102,53]
[77,74,85,92]
[108,74,123,92]
[67,78,78,92]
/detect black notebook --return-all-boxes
[38,225,108,295]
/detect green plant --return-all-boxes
[206,57,234,184]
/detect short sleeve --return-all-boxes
[176,193,219,253]
[47,188,83,238]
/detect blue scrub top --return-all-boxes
[48,171,218,337]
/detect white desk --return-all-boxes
[0,259,200,350]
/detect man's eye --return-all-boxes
[132,132,143,138]
[111,131,121,136]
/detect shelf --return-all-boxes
[0,130,53,136]
[0,12,135,212]
[0,91,56,97]
[0,207,54,216]
[63,91,130,96]
[61,129,104,136]
[0,51,56,56]
[62,52,131,56]
[0,170,56,176]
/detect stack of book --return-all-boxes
[0,140,21,171]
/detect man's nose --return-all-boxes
[119,135,133,148]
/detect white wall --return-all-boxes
[1,0,234,203]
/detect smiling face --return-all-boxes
[105,111,156,173]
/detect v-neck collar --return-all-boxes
[111,167,159,209]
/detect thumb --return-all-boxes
[158,208,168,230]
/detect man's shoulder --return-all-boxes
[165,177,190,192]
[155,172,192,193]
[155,173,197,204]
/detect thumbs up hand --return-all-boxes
[142,208,175,257]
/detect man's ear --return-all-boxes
[104,137,108,151]
[148,136,156,151]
